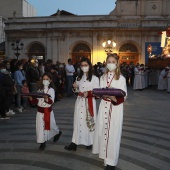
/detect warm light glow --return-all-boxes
[107,40,111,45]
[112,42,116,48]
[102,42,106,48]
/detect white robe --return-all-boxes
[167,71,170,92]
[133,67,142,90]
[158,70,168,90]
[92,73,127,166]
[72,75,99,146]
[36,87,59,143]
[141,70,145,89]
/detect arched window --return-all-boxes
[72,43,91,64]
[27,43,46,61]
[73,43,91,52]
[119,43,138,52]
[29,43,45,53]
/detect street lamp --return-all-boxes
[102,39,116,55]
[11,40,24,60]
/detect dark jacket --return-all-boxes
[26,66,40,83]
[0,72,15,100]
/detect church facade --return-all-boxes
[5,0,170,65]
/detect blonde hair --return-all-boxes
[104,53,121,80]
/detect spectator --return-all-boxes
[21,80,29,111]
[26,59,40,92]
[65,58,75,97]
[14,61,26,112]
[0,63,15,119]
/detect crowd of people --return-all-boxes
[0,56,170,119]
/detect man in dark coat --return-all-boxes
[0,63,15,119]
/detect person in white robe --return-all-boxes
[158,68,168,90]
[64,57,99,151]
[140,64,145,89]
[30,72,62,150]
[133,64,142,90]
[93,54,127,170]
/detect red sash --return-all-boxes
[38,106,52,130]
[78,91,94,117]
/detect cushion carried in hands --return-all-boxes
[21,92,51,98]
[92,88,126,98]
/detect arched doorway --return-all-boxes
[27,43,46,62]
[118,43,139,64]
[71,43,91,64]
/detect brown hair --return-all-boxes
[104,53,121,80]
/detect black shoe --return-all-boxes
[86,145,92,150]
[64,142,77,151]
[39,142,46,150]
[53,131,62,142]
[105,165,115,170]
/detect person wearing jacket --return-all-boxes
[0,63,15,119]
[14,61,26,112]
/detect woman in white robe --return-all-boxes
[133,66,142,90]
[158,68,168,90]
[93,54,127,170]
[64,57,99,151]
[30,72,62,150]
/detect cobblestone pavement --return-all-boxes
[0,86,170,170]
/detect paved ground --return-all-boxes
[0,86,170,170]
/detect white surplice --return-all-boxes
[133,67,142,90]
[72,75,99,146]
[158,69,168,90]
[92,72,127,166]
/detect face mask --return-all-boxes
[81,66,89,73]
[35,63,38,67]
[59,64,64,68]
[43,80,50,86]
[0,69,6,73]
[107,63,117,71]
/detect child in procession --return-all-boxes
[29,72,62,150]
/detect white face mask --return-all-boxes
[35,63,38,67]
[43,80,50,86]
[81,66,89,73]
[107,63,117,71]
[0,69,6,73]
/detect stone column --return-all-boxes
[140,0,146,17]
[92,32,98,64]
[162,0,168,17]
[46,33,52,60]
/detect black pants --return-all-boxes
[0,97,7,117]
[5,97,13,112]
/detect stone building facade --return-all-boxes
[5,0,170,64]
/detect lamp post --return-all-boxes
[11,40,24,60]
[102,39,116,55]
